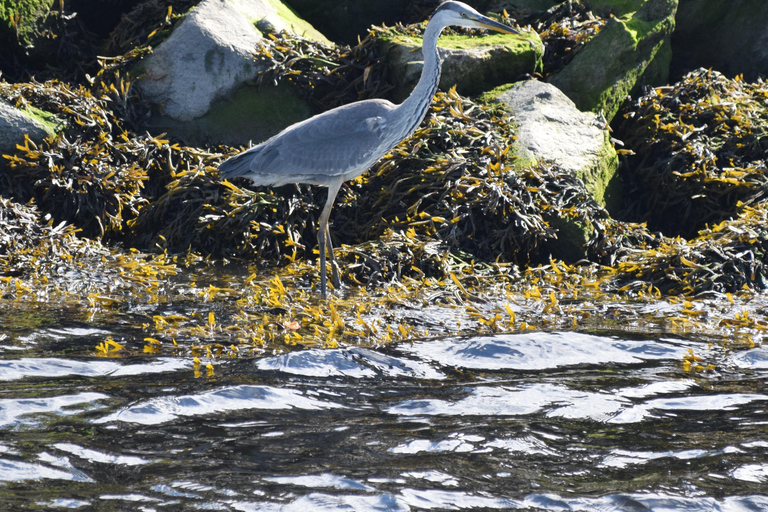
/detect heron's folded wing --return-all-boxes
[249,101,394,181]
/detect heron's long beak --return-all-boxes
[472,14,520,35]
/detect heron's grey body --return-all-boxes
[218,1,518,297]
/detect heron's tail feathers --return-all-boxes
[218,146,260,179]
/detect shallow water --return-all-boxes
[3,326,768,511]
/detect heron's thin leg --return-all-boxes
[317,180,342,298]
[325,225,341,289]
[318,220,327,298]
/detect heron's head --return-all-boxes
[432,1,520,35]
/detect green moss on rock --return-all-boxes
[0,0,54,45]
[548,0,677,121]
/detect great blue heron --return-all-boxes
[219,1,519,297]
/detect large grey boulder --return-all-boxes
[484,80,620,260]
[0,101,59,156]
[488,80,619,210]
[135,0,329,145]
[383,30,543,102]
[549,0,678,122]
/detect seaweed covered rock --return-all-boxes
[0,79,196,238]
[592,203,768,295]
[483,79,620,259]
[615,69,768,238]
[549,0,677,121]
[127,167,320,261]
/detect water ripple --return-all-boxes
[256,347,444,379]
[0,392,108,428]
[401,331,690,371]
[0,357,190,381]
[93,385,344,425]
[0,458,84,482]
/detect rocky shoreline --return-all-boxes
[0,0,766,354]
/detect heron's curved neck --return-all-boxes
[394,19,445,139]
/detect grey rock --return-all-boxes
[487,80,621,260]
[0,101,57,156]
[136,0,328,124]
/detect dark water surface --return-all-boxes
[2,326,768,510]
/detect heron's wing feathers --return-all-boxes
[218,100,396,186]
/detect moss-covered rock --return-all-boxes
[548,0,677,122]
[482,80,620,211]
[383,29,543,101]
[0,0,54,45]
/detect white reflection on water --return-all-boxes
[256,347,444,380]
[401,331,691,370]
[53,443,151,466]
[0,357,190,381]
[728,345,768,369]
[732,463,768,483]
[35,499,91,509]
[387,383,620,420]
[93,385,344,425]
[0,458,85,482]
[388,381,768,425]
[400,488,516,509]
[483,435,560,457]
[230,492,407,512]
[599,447,739,469]
[609,393,768,424]
[0,392,108,427]
[402,470,459,487]
[256,349,377,378]
[522,492,768,511]
[390,434,481,455]
[264,473,374,491]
